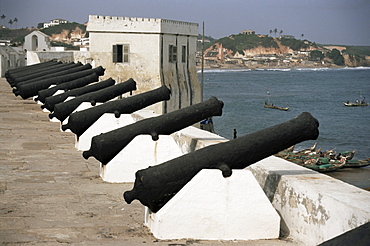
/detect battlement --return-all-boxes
[87,15,198,36]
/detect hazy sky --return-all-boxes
[1,0,369,45]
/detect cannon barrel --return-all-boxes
[15,63,92,87]
[62,85,171,136]
[13,66,105,99]
[49,78,137,122]
[5,60,61,83]
[36,72,100,103]
[42,77,115,112]
[123,112,319,212]
[82,96,224,165]
[11,62,85,86]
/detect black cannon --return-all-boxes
[49,78,137,122]
[82,96,224,165]
[123,112,319,212]
[15,63,92,87]
[41,78,115,112]
[10,62,85,86]
[62,85,171,136]
[36,72,100,103]
[13,66,105,99]
[5,60,61,83]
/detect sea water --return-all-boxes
[200,67,370,161]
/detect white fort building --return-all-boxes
[87,15,201,114]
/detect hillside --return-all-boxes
[1,22,88,49]
[199,34,370,67]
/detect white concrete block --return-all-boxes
[100,134,184,183]
[172,126,228,153]
[145,169,280,241]
[248,156,370,246]
[76,113,135,150]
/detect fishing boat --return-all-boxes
[343,158,370,168]
[303,162,346,173]
[343,101,369,107]
[343,92,369,107]
[264,88,289,111]
[264,102,290,111]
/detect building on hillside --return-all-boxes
[23,30,51,52]
[280,35,295,39]
[43,19,68,28]
[240,29,255,35]
[87,15,201,114]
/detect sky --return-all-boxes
[1,0,369,46]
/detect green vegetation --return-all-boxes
[40,22,86,36]
[343,46,370,56]
[280,37,311,51]
[207,34,278,55]
[310,50,324,60]
[0,28,31,43]
[326,49,344,65]
[0,28,11,38]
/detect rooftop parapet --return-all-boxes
[87,15,198,36]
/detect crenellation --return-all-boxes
[89,15,196,28]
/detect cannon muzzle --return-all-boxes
[123,112,319,212]
[14,66,105,99]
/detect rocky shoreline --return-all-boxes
[196,63,346,71]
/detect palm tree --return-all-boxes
[273,28,278,37]
[1,14,5,26]
[269,30,273,37]
[13,17,18,28]
[301,34,304,39]
[8,19,13,28]
[279,30,283,37]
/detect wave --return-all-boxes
[256,68,292,72]
[342,66,370,70]
[197,66,370,73]
[197,68,252,73]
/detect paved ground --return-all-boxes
[0,77,300,245]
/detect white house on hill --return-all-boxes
[43,19,68,28]
[87,15,201,114]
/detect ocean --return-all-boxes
[200,67,370,161]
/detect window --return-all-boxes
[113,44,129,63]
[181,45,186,63]
[169,45,177,63]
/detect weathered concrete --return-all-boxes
[247,156,370,246]
[0,77,300,245]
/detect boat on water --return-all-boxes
[303,162,346,173]
[343,92,368,107]
[275,143,369,173]
[343,158,370,168]
[343,101,369,107]
[264,101,289,111]
[264,88,289,111]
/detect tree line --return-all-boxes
[1,14,18,28]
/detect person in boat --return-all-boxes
[361,97,366,104]
[233,129,237,139]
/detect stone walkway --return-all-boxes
[0,77,299,245]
